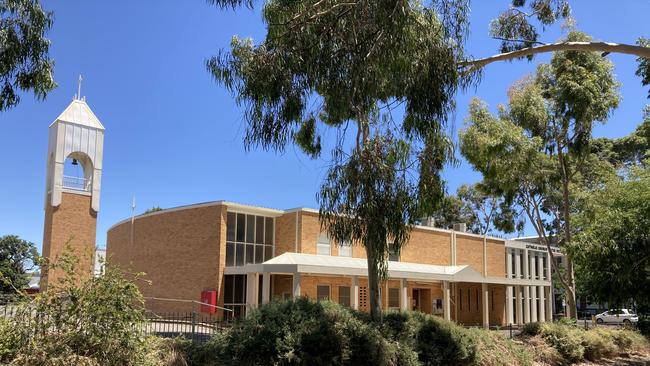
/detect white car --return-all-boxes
[595,309,638,325]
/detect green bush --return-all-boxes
[538,323,585,363]
[581,330,617,361]
[520,322,541,336]
[208,298,415,366]
[2,250,155,366]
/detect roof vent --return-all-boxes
[421,217,435,227]
[453,223,467,232]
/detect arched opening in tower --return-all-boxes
[62,152,93,192]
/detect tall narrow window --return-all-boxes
[316,285,330,301]
[317,233,331,255]
[388,243,399,262]
[459,289,463,311]
[339,286,351,307]
[388,288,400,308]
[226,213,275,267]
[339,241,352,257]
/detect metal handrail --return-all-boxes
[144,296,233,312]
[62,175,91,192]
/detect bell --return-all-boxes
[72,159,78,166]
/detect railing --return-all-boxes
[143,312,230,342]
[62,175,91,192]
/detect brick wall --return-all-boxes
[401,228,452,265]
[275,212,296,255]
[456,234,485,273]
[42,192,96,289]
[107,204,222,314]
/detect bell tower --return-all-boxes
[42,87,105,290]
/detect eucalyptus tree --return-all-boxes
[208,1,471,319]
[0,0,55,111]
[460,31,620,318]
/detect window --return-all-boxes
[542,256,547,280]
[510,249,516,278]
[519,251,525,279]
[226,212,274,267]
[317,285,330,301]
[459,289,463,310]
[388,243,399,262]
[339,241,352,257]
[388,288,400,308]
[317,233,331,255]
[224,274,247,320]
[339,286,351,307]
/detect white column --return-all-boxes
[546,287,553,321]
[515,285,523,325]
[547,253,552,282]
[443,281,451,321]
[506,285,514,325]
[352,276,359,310]
[506,249,513,279]
[531,286,538,322]
[523,286,530,323]
[538,285,546,322]
[482,283,489,329]
[538,254,545,281]
[292,272,301,298]
[529,251,536,280]
[400,279,408,311]
[515,249,522,279]
[246,273,259,316]
[523,249,529,279]
[262,272,271,304]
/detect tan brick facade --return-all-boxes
[106,203,545,326]
[42,192,97,289]
[107,204,223,315]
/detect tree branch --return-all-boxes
[459,41,650,69]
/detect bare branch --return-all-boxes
[459,41,650,69]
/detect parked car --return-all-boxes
[595,309,638,325]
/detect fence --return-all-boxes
[143,311,229,342]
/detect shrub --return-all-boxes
[521,322,541,336]
[467,328,532,366]
[3,250,153,366]
[537,322,585,363]
[582,330,617,361]
[209,298,415,366]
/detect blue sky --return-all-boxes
[1,1,648,251]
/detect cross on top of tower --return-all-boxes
[75,74,85,101]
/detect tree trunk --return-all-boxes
[366,249,382,321]
[558,150,578,319]
[459,41,650,69]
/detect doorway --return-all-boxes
[412,288,432,314]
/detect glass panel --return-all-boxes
[255,245,264,264]
[339,241,351,257]
[235,244,244,266]
[226,242,235,267]
[224,275,234,303]
[255,216,265,244]
[246,215,255,243]
[234,275,245,303]
[316,285,330,301]
[265,217,274,244]
[388,244,399,262]
[339,286,351,307]
[227,212,236,241]
[246,244,254,264]
[388,288,399,308]
[236,213,245,242]
[264,244,273,261]
[317,233,330,255]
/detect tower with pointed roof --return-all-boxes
[41,93,105,289]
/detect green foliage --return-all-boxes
[522,322,650,365]
[591,106,650,167]
[207,298,414,366]
[0,0,56,111]
[460,31,620,318]
[144,206,164,214]
[570,166,650,309]
[208,0,477,319]
[490,0,571,57]
[637,37,650,98]
[0,235,40,294]
[3,250,151,366]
